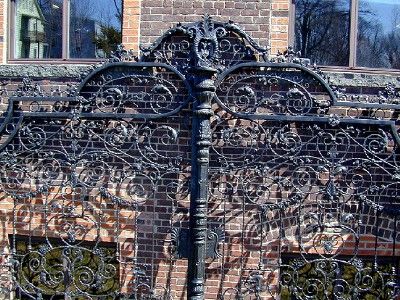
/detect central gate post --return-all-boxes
[188,64,216,299]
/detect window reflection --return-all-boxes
[294,0,351,66]
[15,0,63,59]
[357,0,400,69]
[14,0,122,60]
[69,0,122,59]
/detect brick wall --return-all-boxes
[135,0,292,56]
[122,0,141,52]
[139,0,273,51]
[270,0,290,54]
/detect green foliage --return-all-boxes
[94,25,122,57]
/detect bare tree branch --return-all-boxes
[112,0,122,23]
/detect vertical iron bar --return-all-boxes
[188,66,216,300]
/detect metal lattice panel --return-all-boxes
[0,64,192,299]
[0,15,399,300]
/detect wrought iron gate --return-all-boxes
[1,16,400,299]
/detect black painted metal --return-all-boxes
[1,15,400,300]
[1,63,193,299]
[188,67,215,300]
[171,228,224,259]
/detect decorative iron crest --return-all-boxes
[108,44,139,63]
[140,15,269,74]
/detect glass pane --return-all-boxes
[69,0,122,59]
[294,0,351,66]
[14,0,63,59]
[357,0,400,69]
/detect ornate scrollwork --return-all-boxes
[210,116,266,168]
[108,44,138,63]
[279,259,396,299]
[270,46,307,66]
[77,64,192,117]
[140,15,269,73]
[0,55,191,300]
[14,78,43,97]
[14,238,119,299]
[335,82,400,105]
[215,64,334,117]
[212,115,400,299]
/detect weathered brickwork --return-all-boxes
[139,0,272,50]
[270,0,290,54]
[122,0,141,51]
[135,0,291,55]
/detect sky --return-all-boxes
[72,0,121,29]
[361,0,400,33]
[366,0,399,4]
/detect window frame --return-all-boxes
[290,0,400,74]
[8,0,122,63]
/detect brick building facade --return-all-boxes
[0,1,399,299]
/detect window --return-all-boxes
[293,0,400,69]
[10,0,122,60]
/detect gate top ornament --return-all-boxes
[109,15,312,73]
[140,14,270,73]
